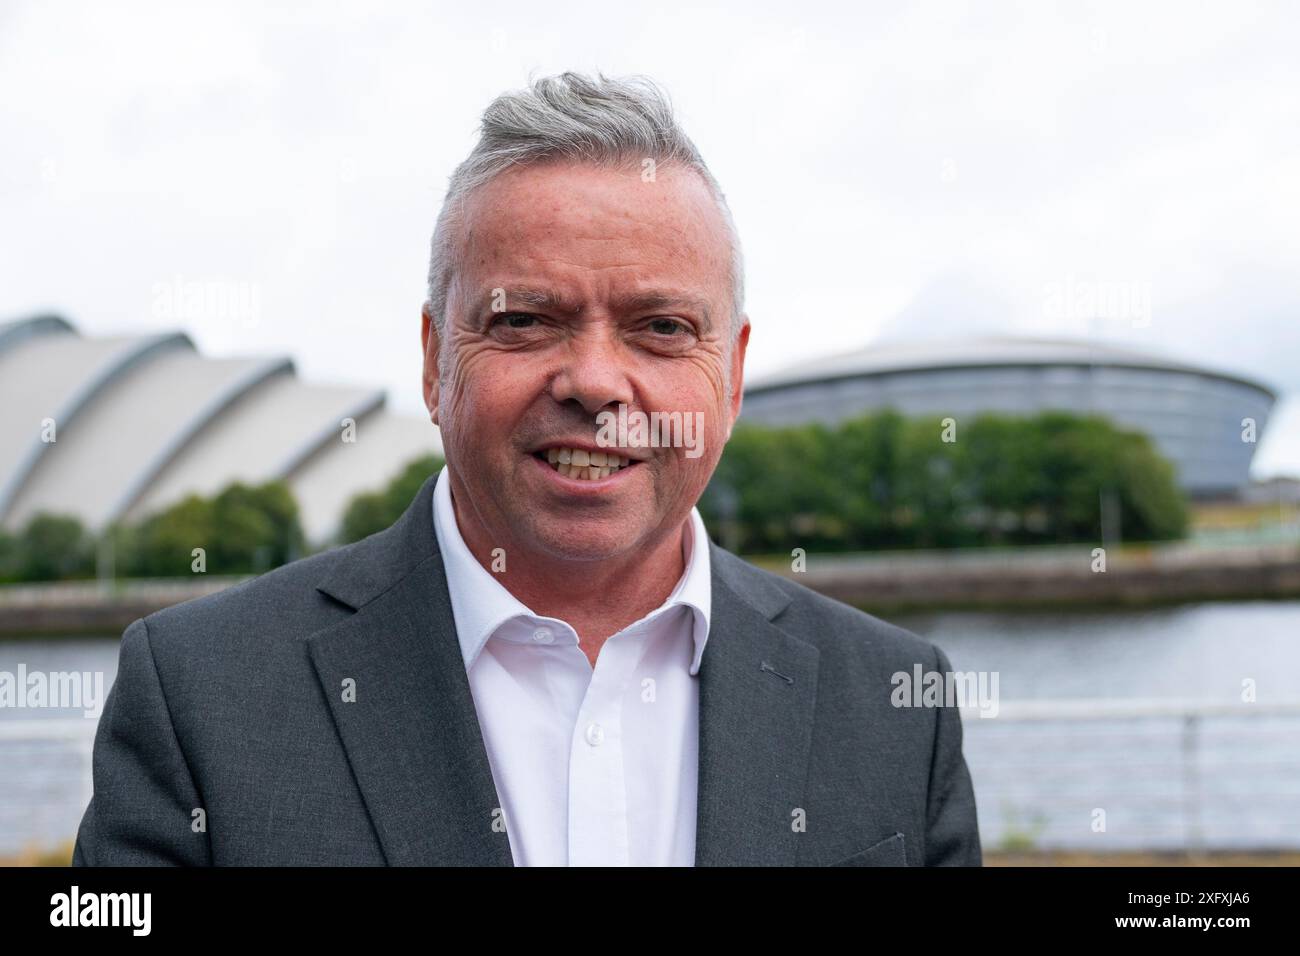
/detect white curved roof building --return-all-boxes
[742,336,1278,497]
[0,315,441,545]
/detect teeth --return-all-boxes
[538,447,634,481]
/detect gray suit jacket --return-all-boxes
[73,473,981,866]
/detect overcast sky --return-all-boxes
[3,0,1297,476]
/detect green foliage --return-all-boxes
[10,513,95,581]
[122,480,305,576]
[700,410,1188,553]
[340,453,444,544]
[0,457,442,582]
[0,528,20,583]
[122,495,213,577]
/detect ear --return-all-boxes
[724,316,750,441]
[421,303,442,426]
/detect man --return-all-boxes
[73,72,980,866]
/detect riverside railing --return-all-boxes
[3,698,1299,857]
[958,698,1300,852]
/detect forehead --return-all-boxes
[455,160,732,308]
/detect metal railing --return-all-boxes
[958,698,1300,851]
[3,699,1300,856]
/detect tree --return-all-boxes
[17,513,94,581]
[701,409,1188,553]
[125,480,305,576]
[0,529,20,583]
[340,454,444,543]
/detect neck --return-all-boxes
[450,485,689,667]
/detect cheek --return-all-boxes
[680,348,730,404]
[443,356,535,452]
[654,349,727,403]
[691,429,727,483]
[680,361,734,438]
[451,379,507,435]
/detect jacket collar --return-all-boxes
[308,472,818,866]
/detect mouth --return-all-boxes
[530,446,642,482]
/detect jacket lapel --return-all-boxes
[303,475,512,866]
[695,545,821,866]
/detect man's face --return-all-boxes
[421,160,749,564]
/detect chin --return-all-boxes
[527,517,644,563]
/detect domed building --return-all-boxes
[0,314,441,545]
[741,336,1277,498]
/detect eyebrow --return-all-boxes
[478,286,713,332]
[612,291,713,331]
[499,287,582,313]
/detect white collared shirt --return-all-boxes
[431,466,711,866]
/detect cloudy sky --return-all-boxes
[2,0,1297,475]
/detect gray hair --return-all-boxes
[425,71,745,342]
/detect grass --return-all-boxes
[0,838,73,866]
[986,850,1300,866]
[1191,500,1295,530]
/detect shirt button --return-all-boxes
[585,722,604,747]
[531,627,553,644]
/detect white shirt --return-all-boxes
[431,466,711,866]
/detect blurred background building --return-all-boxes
[0,314,441,546]
[742,336,1278,500]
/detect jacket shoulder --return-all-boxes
[138,542,356,655]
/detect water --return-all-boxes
[3,602,1299,857]
[0,638,121,721]
[892,602,1300,702]
[893,602,1300,852]
[0,638,120,858]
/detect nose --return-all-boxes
[548,326,634,415]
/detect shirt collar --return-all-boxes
[431,465,712,675]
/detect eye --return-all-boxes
[492,312,539,329]
[648,317,688,336]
